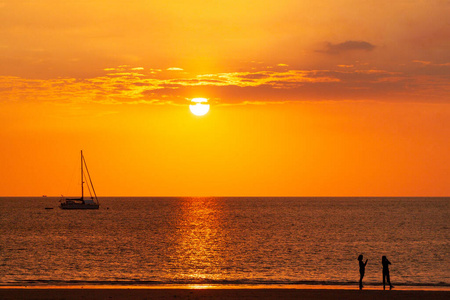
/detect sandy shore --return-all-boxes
[0,288,449,300]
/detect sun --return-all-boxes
[189,98,210,116]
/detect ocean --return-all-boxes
[0,197,448,288]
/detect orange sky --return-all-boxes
[0,0,449,196]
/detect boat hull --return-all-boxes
[60,203,99,209]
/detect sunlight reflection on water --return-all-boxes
[172,198,228,281]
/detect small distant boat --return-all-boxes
[60,150,100,210]
[42,195,47,198]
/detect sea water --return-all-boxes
[0,197,448,288]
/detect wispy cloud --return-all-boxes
[319,41,376,54]
[413,60,450,67]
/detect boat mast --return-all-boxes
[81,150,84,200]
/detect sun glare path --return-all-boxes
[189,98,210,116]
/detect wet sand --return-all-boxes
[0,288,449,300]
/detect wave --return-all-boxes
[2,279,449,287]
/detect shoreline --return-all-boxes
[0,287,449,300]
[1,284,449,291]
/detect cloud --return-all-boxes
[1,61,447,105]
[413,60,450,67]
[338,65,354,68]
[319,41,376,54]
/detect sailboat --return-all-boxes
[60,150,100,209]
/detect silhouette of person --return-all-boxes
[382,256,394,290]
[358,254,368,290]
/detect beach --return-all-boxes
[1,287,449,300]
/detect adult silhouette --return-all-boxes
[358,254,368,290]
[382,256,394,290]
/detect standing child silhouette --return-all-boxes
[358,254,368,290]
